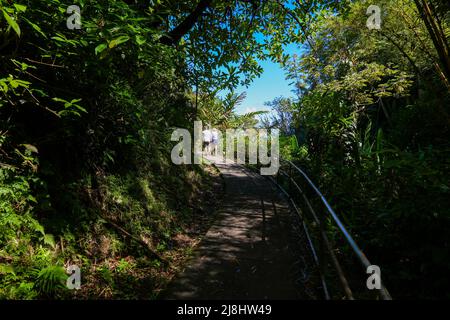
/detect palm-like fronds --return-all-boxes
[199,91,263,129]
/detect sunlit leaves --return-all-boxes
[95,43,107,55]
[135,35,146,45]
[52,97,86,117]
[2,8,21,37]
[22,17,47,38]
[34,266,67,294]
[0,75,30,95]
[109,35,130,48]
[178,0,345,94]
[12,4,27,13]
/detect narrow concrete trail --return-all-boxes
[165,160,302,299]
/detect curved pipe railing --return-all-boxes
[273,159,392,300]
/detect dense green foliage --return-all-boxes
[1,0,337,300]
[0,0,219,299]
[1,0,449,300]
[271,0,450,298]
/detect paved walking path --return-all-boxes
[164,159,300,299]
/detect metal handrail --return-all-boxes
[275,159,392,300]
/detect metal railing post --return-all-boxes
[272,159,391,300]
[318,208,328,299]
[288,162,293,194]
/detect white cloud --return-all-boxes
[243,107,258,114]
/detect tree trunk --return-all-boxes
[414,0,450,90]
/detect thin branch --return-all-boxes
[379,29,420,73]
[25,88,61,118]
[160,0,213,45]
[24,58,65,68]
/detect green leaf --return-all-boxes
[2,9,21,37]
[27,194,37,203]
[35,266,67,294]
[136,35,146,45]
[44,234,56,248]
[51,97,66,103]
[22,144,38,154]
[0,264,15,276]
[0,79,9,93]
[95,43,107,55]
[13,4,27,13]
[109,35,130,48]
[73,104,87,113]
[33,222,45,236]
[23,17,46,38]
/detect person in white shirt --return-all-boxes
[202,127,212,155]
[210,128,219,156]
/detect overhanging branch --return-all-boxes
[160,0,214,45]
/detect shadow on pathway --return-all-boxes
[164,160,311,299]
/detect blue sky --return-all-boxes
[234,43,300,115]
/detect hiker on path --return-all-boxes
[211,128,219,156]
[202,127,212,155]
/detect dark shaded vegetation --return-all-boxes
[0,0,224,299]
[267,0,450,299]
